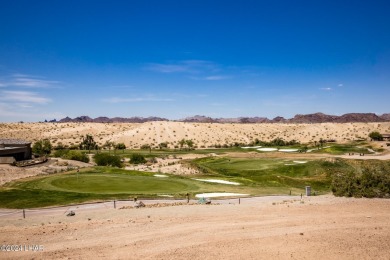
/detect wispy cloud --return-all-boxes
[102,97,174,103]
[191,75,231,81]
[320,87,332,91]
[338,83,343,87]
[0,102,64,121]
[0,90,51,104]
[205,75,229,80]
[146,60,219,74]
[1,73,61,88]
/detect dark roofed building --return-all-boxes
[0,139,32,163]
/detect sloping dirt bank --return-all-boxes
[1,195,389,259]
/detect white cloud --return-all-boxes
[338,83,343,87]
[146,60,219,74]
[103,97,174,103]
[0,90,51,104]
[320,87,332,91]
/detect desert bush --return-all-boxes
[79,134,98,151]
[63,150,90,163]
[331,162,390,198]
[130,154,146,164]
[140,144,151,150]
[94,153,122,167]
[53,149,89,163]
[32,139,52,156]
[369,131,383,141]
[115,143,126,151]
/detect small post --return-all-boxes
[23,209,25,219]
[289,190,291,196]
[300,193,302,199]
[239,198,241,204]
[114,200,116,209]
[186,193,189,203]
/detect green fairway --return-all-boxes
[31,174,195,194]
[0,167,260,208]
[312,144,374,155]
[192,157,333,192]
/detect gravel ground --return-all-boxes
[1,195,389,259]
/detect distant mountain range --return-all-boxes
[52,113,390,124]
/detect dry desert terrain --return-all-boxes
[1,122,390,148]
[0,196,389,259]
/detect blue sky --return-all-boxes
[0,0,389,122]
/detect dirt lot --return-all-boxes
[1,196,389,259]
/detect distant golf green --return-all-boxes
[39,174,193,194]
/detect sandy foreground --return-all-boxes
[1,196,389,260]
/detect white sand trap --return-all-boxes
[241,146,262,149]
[193,179,240,185]
[154,174,169,178]
[257,148,278,152]
[284,163,295,165]
[279,149,299,152]
[195,193,248,198]
[293,161,308,164]
[158,194,174,197]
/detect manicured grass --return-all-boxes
[0,167,260,208]
[78,147,249,158]
[29,174,195,194]
[3,146,388,208]
[192,157,335,192]
[312,144,374,155]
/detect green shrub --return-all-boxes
[369,131,383,141]
[53,149,89,163]
[32,139,52,156]
[53,149,69,158]
[130,154,146,164]
[63,150,89,163]
[94,153,122,167]
[331,162,390,198]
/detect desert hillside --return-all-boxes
[1,122,389,148]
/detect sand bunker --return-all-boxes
[257,148,278,152]
[193,179,240,185]
[154,174,169,178]
[279,149,299,152]
[195,193,249,198]
[241,146,262,149]
[293,160,308,164]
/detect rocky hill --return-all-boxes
[58,116,168,123]
[55,112,390,124]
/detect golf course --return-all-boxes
[1,142,389,209]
